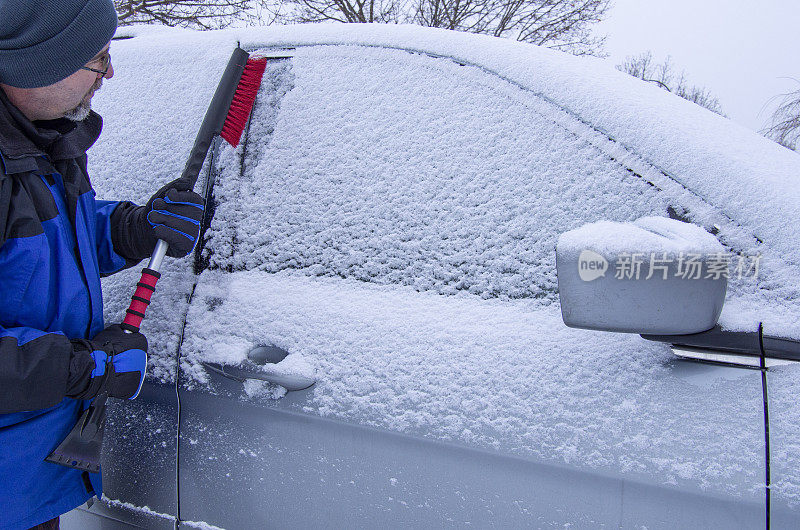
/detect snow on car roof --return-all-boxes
[91,23,798,499]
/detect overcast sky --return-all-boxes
[595,0,800,132]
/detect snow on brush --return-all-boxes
[180,269,764,497]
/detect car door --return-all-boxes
[175,44,767,528]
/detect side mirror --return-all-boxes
[556,217,727,335]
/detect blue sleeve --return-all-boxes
[0,325,73,414]
[95,199,138,276]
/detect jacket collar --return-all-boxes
[0,87,102,174]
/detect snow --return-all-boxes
[769,366,800,510]
[557,217,724,257]
[242,378,287,400]
[180,269,764,496]
[206,45,668,302]
[88,23,800,502]
[182,519,227,530]
[103,496,225,529]
[111,23,800,265]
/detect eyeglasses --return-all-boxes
[81,51,111,77]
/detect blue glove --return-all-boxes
[144,185,205,258]
[67,324,148,400]
[113,181,205,261]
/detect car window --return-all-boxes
[201,45,800,341]
[203,45,675,301]
[205,46,800,319]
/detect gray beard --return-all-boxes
[63,99,91,122]
[64,78,102,122]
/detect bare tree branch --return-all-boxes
[278,0,608,56]
[762,83,800,151]
[114,0,252,29]
[617,51,726,116]
[115,0,608,56]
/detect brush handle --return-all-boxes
[176,47,249,191]
[121,268,160,333]
[121,239,169,333]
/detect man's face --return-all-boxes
[61,70,106,121]
[57,45,114,121]
[0,43,114,122]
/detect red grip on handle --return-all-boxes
[121,268,161,333]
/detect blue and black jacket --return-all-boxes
[0,89,142,529]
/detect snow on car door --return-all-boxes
[176,45,766,528]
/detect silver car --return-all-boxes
[63,23,800,529]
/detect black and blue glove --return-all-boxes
[143,181,205,257]
[67,324,148,401]
[111,180,205,261]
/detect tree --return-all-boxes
[279,0,405,23]
[616,51,726,116]
[281,0,610,56]
[114,0,609,56]
[114,0,253,29]
[762,84,800,151]
[412,0,609,55]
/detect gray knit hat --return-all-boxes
[0,0,118,88]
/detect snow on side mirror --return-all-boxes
[556,217,727,335]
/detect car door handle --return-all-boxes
[202,361,315,392]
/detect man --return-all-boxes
[0,1,205,528]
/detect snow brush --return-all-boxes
[47,47,267,474]
[120,47,266,334]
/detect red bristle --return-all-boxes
[220,57,268,147]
